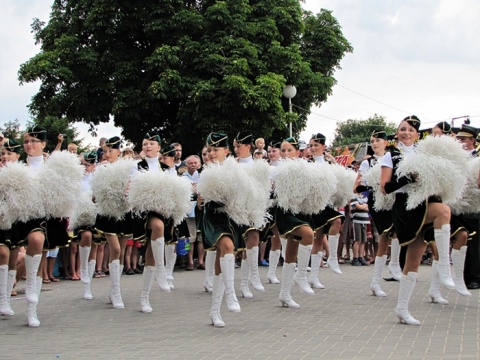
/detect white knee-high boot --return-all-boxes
[220,254,241,313]
[83,260,96,300]
[0,265,13,316]
[27,276,42,327]
[204,250,215,293]
[7,270,16,313]
[109,260,124,309]
[79,246,91,284]
[435,225,455,289]
[266,250,281,284]
[428,260,448,304]
[327,234,342,274]
[388,238,402,281]
[308,251,325,289]
[370,255,387,297]
[279,263,300,309]
[1,269,16,316]
[247,246,264,291]
[140,266,155,313]
[240,258,253,298]
[210,274,226,327]
[395,272,420,325]
[25,254,42,304]
[165,244,177,290]
[294,244,314,295]
[451,246,471,296]
[150,238,170,292]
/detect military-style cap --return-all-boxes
[268,140,282,149]
[83,151,97,164]
[25,125,47,141]
[105,136,122,149]
[206,132,229,148]
[3,139,22,154]
[402,115,421,132]
[311,133,326,145]
[234,132,253,145]
[434,121,451,135]
[456,124,478,138]
[144,130,161,143]
[283,137,300,150]
[371,128,387,140]
[161,145,176,157]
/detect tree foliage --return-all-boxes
[19,1,352,155]
[1,116,84,157]
[332,114,397,146]
[30,116,83,153]
[0,119,22,140]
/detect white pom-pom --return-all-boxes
[362,162,395,211]
[329,164,357,208]
[272,159,337,215]
[0,200,12,230]
[0,162,45,223]
[242,160,272,228]
[198,157,254,226]
[70,191,97,229]
[129,170,192,225]
[397,136,468,210]
[40,151,84,219]
[91,159,134,220]
[448,157,480,214]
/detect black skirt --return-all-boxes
[72,226,104,245]
[368,194,394,237]
[132,211,176,244]
[202,202,243,251]
[392,193,441,245]
[0,229,14,250]
[274,207,314,240]
[311,206,345,232]
[95,212,134,238]
[450,213,476,241]
[12,218,70,250]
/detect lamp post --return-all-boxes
[283,85,297,137]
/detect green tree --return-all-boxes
[332,114,397,146]
[28,116,83,154]
[19,1,352,156]
[0,119,22,140]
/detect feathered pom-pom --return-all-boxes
[272,159,337,215]
[329,164,357,208]
[448,157,480,215]
[241,160,272,228]
[129,170,192,225]
[91,159,134,220]
[397,136,468,210]
[0,161,45,223]
[198,157,256,226]
[69,191,97,229]
[0,200,12,230]
[362,162,395,211]
[40,151,84,219]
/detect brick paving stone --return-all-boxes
[1,263,479,359]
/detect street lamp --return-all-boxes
[283,85,297,137]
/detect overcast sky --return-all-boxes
[1,0,479,147]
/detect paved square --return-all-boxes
[2,263,478,359]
